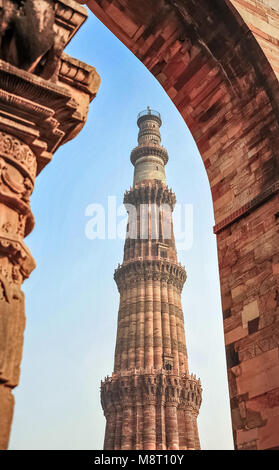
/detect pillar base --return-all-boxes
[0,385,14,450]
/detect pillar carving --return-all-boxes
[153,277,162,370]
[184,406,196,450]
[136,277,145,369]
[114,404,122,451]
[143,400,156,450]
[103,403,116,451]
[192,411,201,450]
[165,401,179,450]
[121,401,134,450]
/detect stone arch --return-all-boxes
[78,0,279,450]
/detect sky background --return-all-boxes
[9,8,234,450]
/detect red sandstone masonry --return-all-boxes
[101,110,201,449]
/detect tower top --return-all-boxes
[137,108,162,127]
[132,108,168,185]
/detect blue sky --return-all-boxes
[9,9,234,450]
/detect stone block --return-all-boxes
[242,300,259,328]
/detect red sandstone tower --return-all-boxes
[101,108,202,450]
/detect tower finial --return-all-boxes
[132,109,168,185]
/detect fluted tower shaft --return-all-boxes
[101,109,202,450]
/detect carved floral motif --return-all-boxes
[0,132,37,180]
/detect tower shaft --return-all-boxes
[101,109,202,450]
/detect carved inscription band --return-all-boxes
[213,179,279,234]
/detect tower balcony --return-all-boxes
[137,108,162,127]
[101,368,202,417]
[114,258,187,293]
[124,181,176,208]
[130,145,169,166]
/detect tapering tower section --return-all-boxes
[101,108,202,450]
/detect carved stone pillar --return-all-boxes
[143,400,156,450]
[165,402,179,450]
[121,401,134,450]
[0,132,36,450]
[168,281,179,372]
[153,276,162,370]
[128,280,137,369]
[135,277,145,369]
[103,404,116,450]
[156,395,166,450]
[121,283,130,370]
[161,278,171,358]
[144,278,154,369]
[114,404,122,450]
[135,389,144,450]
[185,406,196,450]
[192,411,201,450]
[177,406,187,450]
[0,1,100,450]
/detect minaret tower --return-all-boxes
[101,108,202,450]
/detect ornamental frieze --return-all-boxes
[101,369,202,414]
[114,259,186,292]
[236,323,279,362]
[130,145,169,166]
[124,181,176,208]
[0,133,37,181]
